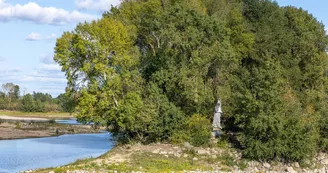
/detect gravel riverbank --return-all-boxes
[0,120,100,140]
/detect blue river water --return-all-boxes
[55,118,82,125]
[0,128,113,173]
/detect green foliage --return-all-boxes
[54,0,328,162]
[170,114,212,146]
[20,94,35,112]
[56,93,76,113]
[187,114,212,146]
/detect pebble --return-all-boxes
[294,162,300,168]
[263,162,271,169]
[152,149,160,154]
[184,142,193,150]
[197,149,210,155]
[321,158,328,165]
[286,166,297,173]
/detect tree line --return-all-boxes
[54,0,328,162]
[0,83,75,113]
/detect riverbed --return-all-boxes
[0,133,113,173]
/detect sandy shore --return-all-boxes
[0,115,50,122]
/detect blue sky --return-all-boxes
[0,0,326,97]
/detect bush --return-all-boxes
[170,130,190,145]
[187,114,212,147]
[170,114,212,147]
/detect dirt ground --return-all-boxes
[0,115,49,122]
[0,123,50,139]
[0,121,99,140]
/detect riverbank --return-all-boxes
[0,111,72,119]
[31,142,328,173]
[0,121,99,140]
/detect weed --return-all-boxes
[219,153,236,167]
[237,159,248,170]
[53,167,65,173]
[15,122,21,129]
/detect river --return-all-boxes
[55,118,82,125]
[0,119,113,173]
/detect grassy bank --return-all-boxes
[31,142,328,173]
[33,143,240,173]
[0,111,72,118]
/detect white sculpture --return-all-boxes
[212,99,222,130]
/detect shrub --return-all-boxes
[187,114,212,147]
[170,130,190,145]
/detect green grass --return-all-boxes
[34,146,250,173]
[0,111,72,118]
[130,152,208,172]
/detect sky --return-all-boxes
[0,0,327,97]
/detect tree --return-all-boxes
[54,0,328,161]
[57,93,76,113]
[2,83,15,103]
[20,94,34,112]
[11,85,20,101]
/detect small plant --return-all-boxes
[15,122,21,129]
[49,119,56,124]
[237,159,248,170]
[219,153,236,167]
[54,167,65,173]
[216,136,229,148]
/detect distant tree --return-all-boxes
[56,93,75,113]
[34,100,44,112]
[20,94,34,112]
[10,85,20,101]
[33,92,52,103]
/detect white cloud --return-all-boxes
[26,33,57,41]
[0,0,98,25]
[75,0,120,12]
[42,64,61,71]
[25,32,41,41]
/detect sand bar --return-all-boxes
[0,115,49,122]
